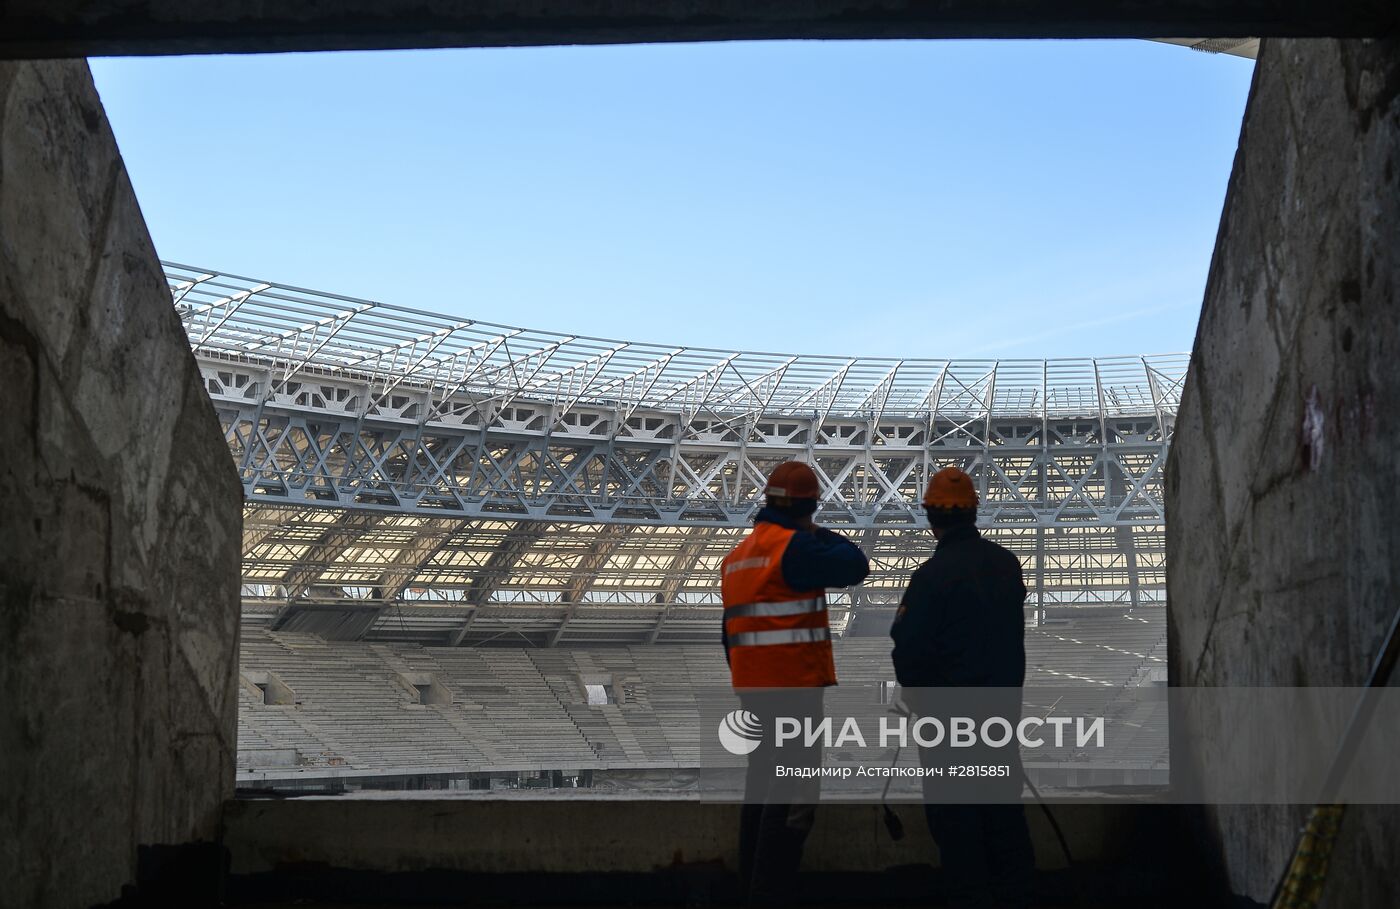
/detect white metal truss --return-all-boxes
[240,509,1164,645]
[170,263,1183,645]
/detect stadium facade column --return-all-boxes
[1035,527,1047,625]
[1105,457,1142,612]
[1116,526,1141,613]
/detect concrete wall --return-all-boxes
[224,799,1169,904]
[226,799,1150,874]
[1166,37,1400,907]
[0,60,243,908]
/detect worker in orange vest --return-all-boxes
[721,460,870,906]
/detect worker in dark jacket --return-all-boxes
[890,466,1034,909]
[722,460,870,907]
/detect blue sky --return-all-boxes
[90,40,1253,359]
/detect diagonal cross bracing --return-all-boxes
[171,264,1183,641]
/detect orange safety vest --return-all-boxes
[721,521,837,689]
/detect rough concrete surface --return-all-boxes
[0,60,243,908]
[1166,37,1400,908]
[223,798,1151,874]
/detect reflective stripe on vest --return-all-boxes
[724,597,825,620]
[720,521,837,688]
[728,626,832,648]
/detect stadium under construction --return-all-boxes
[4,8,1400,909]
[170,263,1177,792]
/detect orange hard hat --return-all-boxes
[765,460,820,500]
[922,466,979,509]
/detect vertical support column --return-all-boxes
[1035,526,1047,626]
[1036,360,1049,626]
[1103,437,1140,612]
[732,417,750,506]
[1116,524,1141,613]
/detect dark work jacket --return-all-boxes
[889,525,1027,688]
[720,507,871,663]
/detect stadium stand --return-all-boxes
[236,611,1167,788]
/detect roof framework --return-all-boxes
[170,263,1182,645]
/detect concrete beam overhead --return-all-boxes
[0,1,1396,59]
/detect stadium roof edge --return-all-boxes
[166,262,1190,423]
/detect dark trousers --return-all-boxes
[906,690,1036,909]
[924,801,1035,909]
[737,689,824,907]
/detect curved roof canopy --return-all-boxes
[168,262,1187,426]
[170,263,1182,645]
